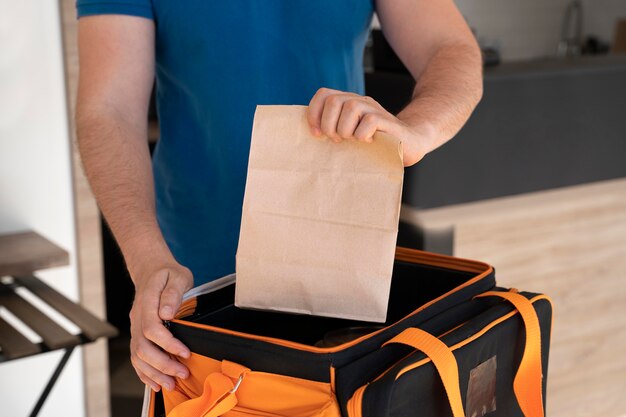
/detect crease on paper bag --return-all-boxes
[235,105,404,322]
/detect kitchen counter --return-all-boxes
[483,54,626,79]
[366,54,626,209]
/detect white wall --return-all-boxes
[454,0,626,61]
[0,1,85,416]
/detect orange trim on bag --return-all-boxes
[348,385,366,417]
[174,248,490,322]
[475,291,548,417]
[175,297,198,319]
[395,247,491,274]
[395,294,550,379]
[172,249,494,353]
[346,320,467,398]
[383,327,465,417]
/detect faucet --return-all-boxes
[557,0,583,57]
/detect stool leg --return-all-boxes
[29,346,76,417]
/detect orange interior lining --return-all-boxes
[175,297,198,320]
[171,248,494,354]
[164,353,341,417]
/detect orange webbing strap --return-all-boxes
[476,291,544,417]
[383,327,465,417]
[168,360,249,417]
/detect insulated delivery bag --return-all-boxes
[143,248,552,417]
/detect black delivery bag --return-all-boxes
[144,248,552,417]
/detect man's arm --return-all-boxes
[76,15,191,392]
[307,0,482,166]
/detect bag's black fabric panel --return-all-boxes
[190,285,236,318]
[169,322,334,382]
[335,297,501,415]
[167,258,496,396]
[384,262,476,323]
[359,294,552,417]
[391,365,451,417]
[329,270,495,369]
[146,246,552,417]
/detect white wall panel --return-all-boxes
[0,0,84,416]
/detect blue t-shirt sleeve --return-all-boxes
[76,0,153,19]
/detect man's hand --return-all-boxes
[129,261,193,392]
[77,15,194,392]
[308,0,483,167]
[307,88,431,166]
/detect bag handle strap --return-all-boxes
[168,360,249,417]
[476,290,544,417]
[383,327,465,417]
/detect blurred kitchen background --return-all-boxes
[1,0,625,416]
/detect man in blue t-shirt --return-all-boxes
[76,0,483,392]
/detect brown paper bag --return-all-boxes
[235,105,404,322]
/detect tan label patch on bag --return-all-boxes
[466,356,497,417]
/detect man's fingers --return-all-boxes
[131,350,177,391]
[135,367,161,392]
[141,310,190,358]
[133,334,189,380]
[308,88,361,136]
[354,113,380,143]
[336,99,367,139]
[140,268,168,317]
[128,264,194,394]
[138,270,189,356]
[308,88,391,143]
[320,95,346,142]
[307,87,335,135]
[159,268,192,320]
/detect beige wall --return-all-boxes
[454,0,626,61]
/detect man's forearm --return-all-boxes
[397,42,483,156]
[76,107,174,282]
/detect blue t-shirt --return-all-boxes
[77,0,374,286]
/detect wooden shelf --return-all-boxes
[0,231,69,277]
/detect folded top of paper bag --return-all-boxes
[235,105,404,322]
